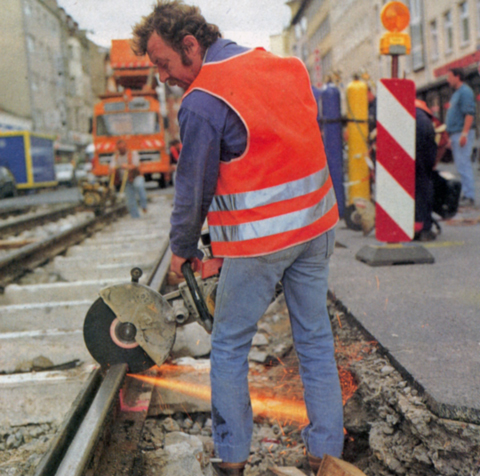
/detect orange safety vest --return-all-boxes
[184,48,338,258]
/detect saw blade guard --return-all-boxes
[84,282,177,373]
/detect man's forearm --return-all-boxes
[170,104,222,260]
[462,115,474,135]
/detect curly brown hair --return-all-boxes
[131,0,221,58]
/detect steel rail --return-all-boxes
[0,204,35,220]
[0,203,127,289]
[0,203,80,238]
[33,237,172,476]
[54,364,128,476]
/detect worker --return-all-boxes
[132,2,343,475]
[109,139,147,218]
[446,68,476,207]
[414,100,438,241]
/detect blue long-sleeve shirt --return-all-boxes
[170,39,249,258]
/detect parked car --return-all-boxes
[55,162,78,186]
[0,166,17,198]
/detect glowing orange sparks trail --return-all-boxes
[130,374,309,424]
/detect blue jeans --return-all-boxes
[125,176,147,218]
[210,230,344,462]
[450,131,476,200]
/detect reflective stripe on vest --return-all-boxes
[209,186,336,242]
[210,168,330,213]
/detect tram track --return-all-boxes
[0,204,36,221]
[34,245,171,476]
[0,203,127,289]
[0,203,81,238]
[0,192,173,476]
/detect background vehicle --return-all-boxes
[54,162,76,186]
[91,40,173,187]
[0,166,17,198]
[0,132,57,191]
[55,160,91,187]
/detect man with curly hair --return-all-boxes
[132,2,343,474]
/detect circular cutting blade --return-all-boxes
[83,297,155,373]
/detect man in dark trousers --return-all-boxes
[132,2,343,474]
[414,100,438,241]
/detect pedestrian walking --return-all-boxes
[132,2,343,474]
[446,68,476,207]
[110,139,148,218]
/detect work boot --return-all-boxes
[308,454,323,475]
[211,461,246,476]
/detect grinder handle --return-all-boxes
[181,261,213,334]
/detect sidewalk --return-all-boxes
[328,162,480,424]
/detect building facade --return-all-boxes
[0,0,107,159]
[409,0,480,131]
[285,0,480,133]
[0,0,66,137]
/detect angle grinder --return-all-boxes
[83,259,222,373]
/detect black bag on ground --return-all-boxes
[432,170,462,219]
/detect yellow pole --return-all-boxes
[346,80,371,204]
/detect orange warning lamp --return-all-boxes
[379,2,411,55]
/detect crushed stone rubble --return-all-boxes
[1,286,479,474]
[330,295,480,476]
[137,294,480,476]
[0,423,57,476]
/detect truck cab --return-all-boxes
[91,40,173,187]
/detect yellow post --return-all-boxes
[346,80,370,204]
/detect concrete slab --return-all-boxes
[66,240,162,257]
[0,329,94,373]
[0,365,95,426]
[54,262,153,281]
[84,232,166,244]
[329,194,480,422]
[0,300,90,332]
[0,279,124,305]
[54,251,150,267]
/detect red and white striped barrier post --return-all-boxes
[375,79,416,242]
[355,1,434,266]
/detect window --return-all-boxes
[26,35,35,53]
[444,10,453,54]
[31,73,38,91]
[430,20,439,61]
[321,50,332,80]
[23,0,31,15]
[96,113,160,136]
[477,0,480,38]
[293,15,308,61]
[409,0,425,71]
[459,2,470,45]
[69,77,77,96]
